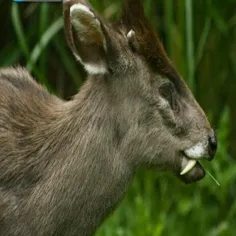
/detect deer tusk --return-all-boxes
[180,159,197,175]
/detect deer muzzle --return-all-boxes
[178,132,217,182]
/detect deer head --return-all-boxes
[63,0,217,183]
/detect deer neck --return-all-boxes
[45,76,134,233]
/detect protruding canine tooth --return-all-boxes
[180,159,197,175]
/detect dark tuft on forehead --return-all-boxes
[119,0,181,88]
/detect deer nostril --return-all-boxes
[208,134,217,159]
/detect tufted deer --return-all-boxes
[0,0,217,235]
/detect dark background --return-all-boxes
[0,0,236,235]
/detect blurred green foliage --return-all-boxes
[0,0,236,235]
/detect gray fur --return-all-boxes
[0,1,214,235]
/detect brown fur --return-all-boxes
[120,0,178,80]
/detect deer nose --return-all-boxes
[208,134,217,160]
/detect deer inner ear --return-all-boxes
[127,30,138,52]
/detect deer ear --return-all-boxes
[63,0,108,75]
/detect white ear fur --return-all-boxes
[127,29,138,52]
[70,4,95,18]
[84,64,107,75]
[73,53,107,75]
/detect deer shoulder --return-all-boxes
[0,67,62,190]
[0,67,62,131]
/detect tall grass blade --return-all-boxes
[185,0,195,93]
[164,0,174,58]
[26,17,63,72]
[53,39,84,88]
[39,4,49,77]
[11,3,30,60]
[196,17,211,68]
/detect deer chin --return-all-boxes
[178,160,205,183]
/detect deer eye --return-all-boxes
[159,83,178,111]
[159,83,174,99]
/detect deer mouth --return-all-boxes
[177,150,206,183]
[180,154,198,175]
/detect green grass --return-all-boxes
[1,1,236,235]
